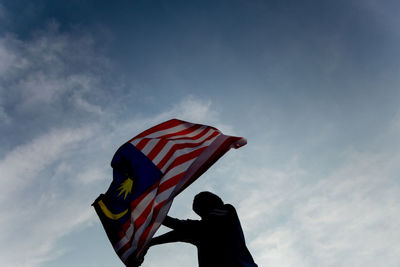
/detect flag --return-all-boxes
[92,119,246,265]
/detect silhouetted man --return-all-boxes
[149,191,258,267]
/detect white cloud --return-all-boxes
[234,146,400,267]
[0,23,110,124]
[293,151,400,266]
[0,36,21,76]
[0,126,96,266]
[0,127,94,197]
[252,228,308,267]
[0,82,229,266]
[0,23,115,266]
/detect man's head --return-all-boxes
[192,191,224,218]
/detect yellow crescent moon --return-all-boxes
[98,200,128,220]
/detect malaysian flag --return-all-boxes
[92,119,246,265]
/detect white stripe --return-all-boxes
[161,157,196,181]
[121,134,233,261]
[154,185,175,205]
[144,123,193,139]
[171,128,217,144]
[132,189,157,219]
[140,139,159,155]
[120,184,176,261]
[171,134,229,196]
[114,222,133,251]
[116,158,195,257]
[130,122,194,147]
[121,205,155,261]
[122,195,175,261]
[118,133,221,260]
[130,138,141,147]
[114,159,193,251]
[160,134,219,173]
[135,200,174,257]
[129,160,195,249]
[114,188,158,251]
[151,128,216,166]
[151,141,174,165]
[167,125,208,140]
[130,126,209,148]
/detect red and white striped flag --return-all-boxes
[93,119,246,265]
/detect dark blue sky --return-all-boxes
[3,0,400,133]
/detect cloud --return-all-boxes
[0,97,228,267]
[0,126,96,266]
[0,37,228,266]
[0,22,116,267]
[0,126,96,195]
[0,23,111,134]
[185,106,400,267]
[232,144,400,267]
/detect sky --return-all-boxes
[0,0,399,266]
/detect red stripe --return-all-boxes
[128,119,184,142]
[118,141,217,251]
[135,138,151,151]
[119,199,166,258]
[116,136,220,248]
[118,136,240,259]
[146,139,168,161]
[167,126,214,141]
[157,130,220,170]
[119,198,157,253]
[176,136,242,196]
[163,146,207,175]
[119,198,166,256]
[120,147,211,258]
[128,173,184,237]
[157,124,202,139]
[130,183,158,210]
[132,137,241,252]
[131,173,185,234]
[134,201,166,256]
[119,182,159,233]
[133,198,156,231]
[119,233,133,254]
[181,127,219,141]
[118,172,185,244]
[120,221,131,239]
[158,172,184,194]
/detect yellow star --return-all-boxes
[117,178,133,200]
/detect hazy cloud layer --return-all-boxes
[0,25,106,266]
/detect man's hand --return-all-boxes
[126,256,143,267]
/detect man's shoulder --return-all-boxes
[207,204,237,219]
[222,203,238,216]
[223,203,236,211]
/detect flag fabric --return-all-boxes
[92,119,246,265]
